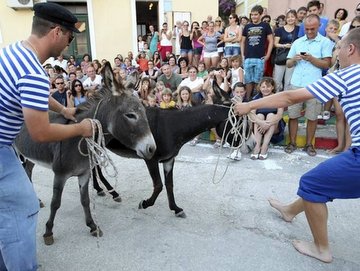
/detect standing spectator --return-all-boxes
[179,21,193,66]
[137,35,145,53]
[173,20,182,58]
[83,65,102,93]
[334,8,348,34]
[80,53,91,74]
[339,3,360,37]
[224,13,242,61]
[147,24,159,57]
[198,21,221,69]
[214,16,225,58]
[241,5,274,100]
[230,55,244,90]
[284,14,333,156]
[273,9,299,92]
[191,21,203,67]
[53,54,68,71]
[240,16,250,28]
[157,63,182,92]
[296,7,307,24]
[159,22,173,61]
[298,1,328,37]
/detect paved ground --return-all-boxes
[33,143,360,271]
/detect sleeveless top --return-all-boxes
[161,31,172,46]
[225,25,241,47]
[180,35,193,50]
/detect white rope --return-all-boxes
[78,119,118,247]
[212,101,253,184]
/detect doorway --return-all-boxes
[136,1,159,41]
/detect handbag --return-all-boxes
[274,47,290,65]
[274,27,297,66]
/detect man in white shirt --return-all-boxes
[83,65,102,93]
[53,54,68,71]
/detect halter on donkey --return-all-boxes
[15,62,156,245]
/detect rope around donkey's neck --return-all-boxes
[78,119,118,247]
[212,102,255,184]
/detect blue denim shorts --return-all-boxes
[298,147,360,203]
[244,58,265,84]
[0,144,39,271]
[224,46,241,58]
[180,48,193,55]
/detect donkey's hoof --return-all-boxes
[90,227,103,237]
[175,210,186,218]
[43,235,54,246]
[113,196,122,202]
[39,200,45,208]
[138,200,145,209]
[97,191,106,197]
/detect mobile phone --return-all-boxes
[300,52,306,55]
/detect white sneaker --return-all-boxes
[227,150,242,161]
[322,111,330,120]
[223,142,230,148]
[317,114,323,120]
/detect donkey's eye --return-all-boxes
[125,113,137,120]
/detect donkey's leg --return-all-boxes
[78,173,103,238]
[139,159,163,210]
[43,174,68,246]
[163,158,185,218]
[97,166,121,202]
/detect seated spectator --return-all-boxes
[141,60,159,86]
[176,86,193,110]
[75,67,87,83]
[51,75,68,106]
[157,63,182,92]
[53,54,68,71]
[197,62,208,81]
[152,51,162,69]
[154,81,165,104]
[138,77,153,106]
[68,79,87,107]
[92,59,102,74]
[178,57,189,79]
[168,55,179,74]
[250,77,285,160]
[83,64,102,93]
[80,53,92,74]
[123,57,137,75]
[177,66,204,105]
[146,93,158,107]
[159,88,176,109]
[136,51,149,73]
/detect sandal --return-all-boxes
[303,144,317,156]
[284,143,296,154]
[189,138,199,146]
[250,153,259,160]
[259,153,268,160]
[213,139,222,148]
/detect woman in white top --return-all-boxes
[177,66,204,105]
[159,22,173,61]
[223,13,242,60]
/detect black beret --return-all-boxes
[33,2,80,33]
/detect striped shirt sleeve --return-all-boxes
[306,71,347,103]
[19,74,50,111]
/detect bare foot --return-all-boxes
[292,240,333,263]
[268,198,295,222]
[326,147,342,155]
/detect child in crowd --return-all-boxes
[197,62,208,81]
[143,42,152,60]
[147,93,158,107]
[160,88,176,109]
[154,81,165,104]
[250,77,285,160]
[136,51,149,73]
[137,35,145,53]
[176,86,193,110]
[138,77,152,106]
[230,55,244,90]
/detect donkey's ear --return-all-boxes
[212,80,231,105]
[101,62,124,96]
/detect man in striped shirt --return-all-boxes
[234,28,360,263]
[0,3,93,270]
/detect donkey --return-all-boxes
[15,62,156,245]
[105,84,248,218]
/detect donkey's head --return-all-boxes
[91,62,156,159]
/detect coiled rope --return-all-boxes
[212,101,256,184]
[78,119,118,247]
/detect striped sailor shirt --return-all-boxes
[0,41,49,145]
[306,64,360,147]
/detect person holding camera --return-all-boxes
[284,14,333,156]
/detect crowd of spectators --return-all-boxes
[44,0,359,159]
